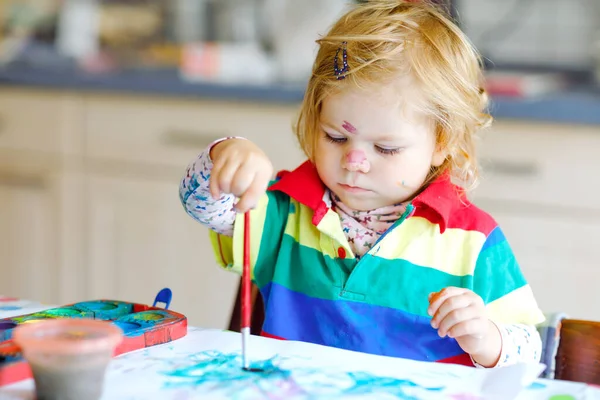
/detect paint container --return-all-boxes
[13,319,123,400]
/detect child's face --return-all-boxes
[315,81,446,211]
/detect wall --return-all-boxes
[458,0,600,68]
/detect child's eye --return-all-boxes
[324,132,347,144]
[375,145,401,155]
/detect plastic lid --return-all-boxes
[13,319,123,355]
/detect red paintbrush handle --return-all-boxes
[241,212,251,329]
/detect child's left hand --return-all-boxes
[427,287,501,367]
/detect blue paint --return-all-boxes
[164,351,288,383]
[73,301,132,320]
[161,350,444,399]
[342,372,438,397]
[0,322,17,341]
[76,301,118,311]
[112,321,142,335]
[528,381,546,390]
[0,352,20,363]
[0,306,21,311]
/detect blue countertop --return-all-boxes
[0,66,598,125]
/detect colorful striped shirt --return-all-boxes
[180,152,545,367]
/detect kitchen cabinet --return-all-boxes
[0,90,85,305]
[0,86,599,325]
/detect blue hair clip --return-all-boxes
[333,41,349,80]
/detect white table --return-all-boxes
[1,297,599,400]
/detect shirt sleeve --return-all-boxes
[179,137,290,288]
[472,323,542,368]
[179,146,237,236]
[472,226,545,326]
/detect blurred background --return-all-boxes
[0,0,598,328]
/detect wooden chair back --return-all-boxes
[555,319,600,384]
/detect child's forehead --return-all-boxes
[319,81,431,131]
[327,74,427,107]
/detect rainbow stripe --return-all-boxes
[210,161,544,364]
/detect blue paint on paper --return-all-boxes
[161,350,444,399]
[528,381,546,390]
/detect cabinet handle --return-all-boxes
[0,172,45,189]
[482,159,540,177]
[161,130,227,149]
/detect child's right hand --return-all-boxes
[209,138,273,213]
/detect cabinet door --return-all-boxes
[0,162,86,305]
[474,120,600,210]
[85,172,239,328]
[0,169,58,303]
[0,89,85,305]
[83,94,305,172]
[0,88,82,155]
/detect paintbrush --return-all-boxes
[241,211,252,371]
[240,211,265,373]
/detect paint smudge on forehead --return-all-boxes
[342,121,357,134]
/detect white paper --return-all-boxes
[1,328,597,400]
[0,300,52,319]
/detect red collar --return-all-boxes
[268,160,463,231]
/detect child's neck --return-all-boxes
[330,193,406,230]
[329,191,407,257]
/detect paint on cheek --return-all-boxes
[342,121,357,134]
[346,149,366,163]
[397,180,407,187]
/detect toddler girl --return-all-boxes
[179,0,544,368]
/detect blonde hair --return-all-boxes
[295,0,492,190]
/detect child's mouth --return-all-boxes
[339,184,371,193]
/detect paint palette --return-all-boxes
[0,300,187,387]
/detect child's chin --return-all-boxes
[340,197,380,212]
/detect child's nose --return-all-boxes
[343,149,370,173]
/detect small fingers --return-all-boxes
[229,164,256,198]
[209,169,222,200]
[209,156,224,200]
[430,292,474,328]
[435,305,480,337]
[427,287,468,317]
[234,169,271,213]
[209,143,272,212]
[446,317,489,339]
[234,183,261,213]
[213,157,242,197]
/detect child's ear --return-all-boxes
[431,144,448,167]
[430,122,448,167]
